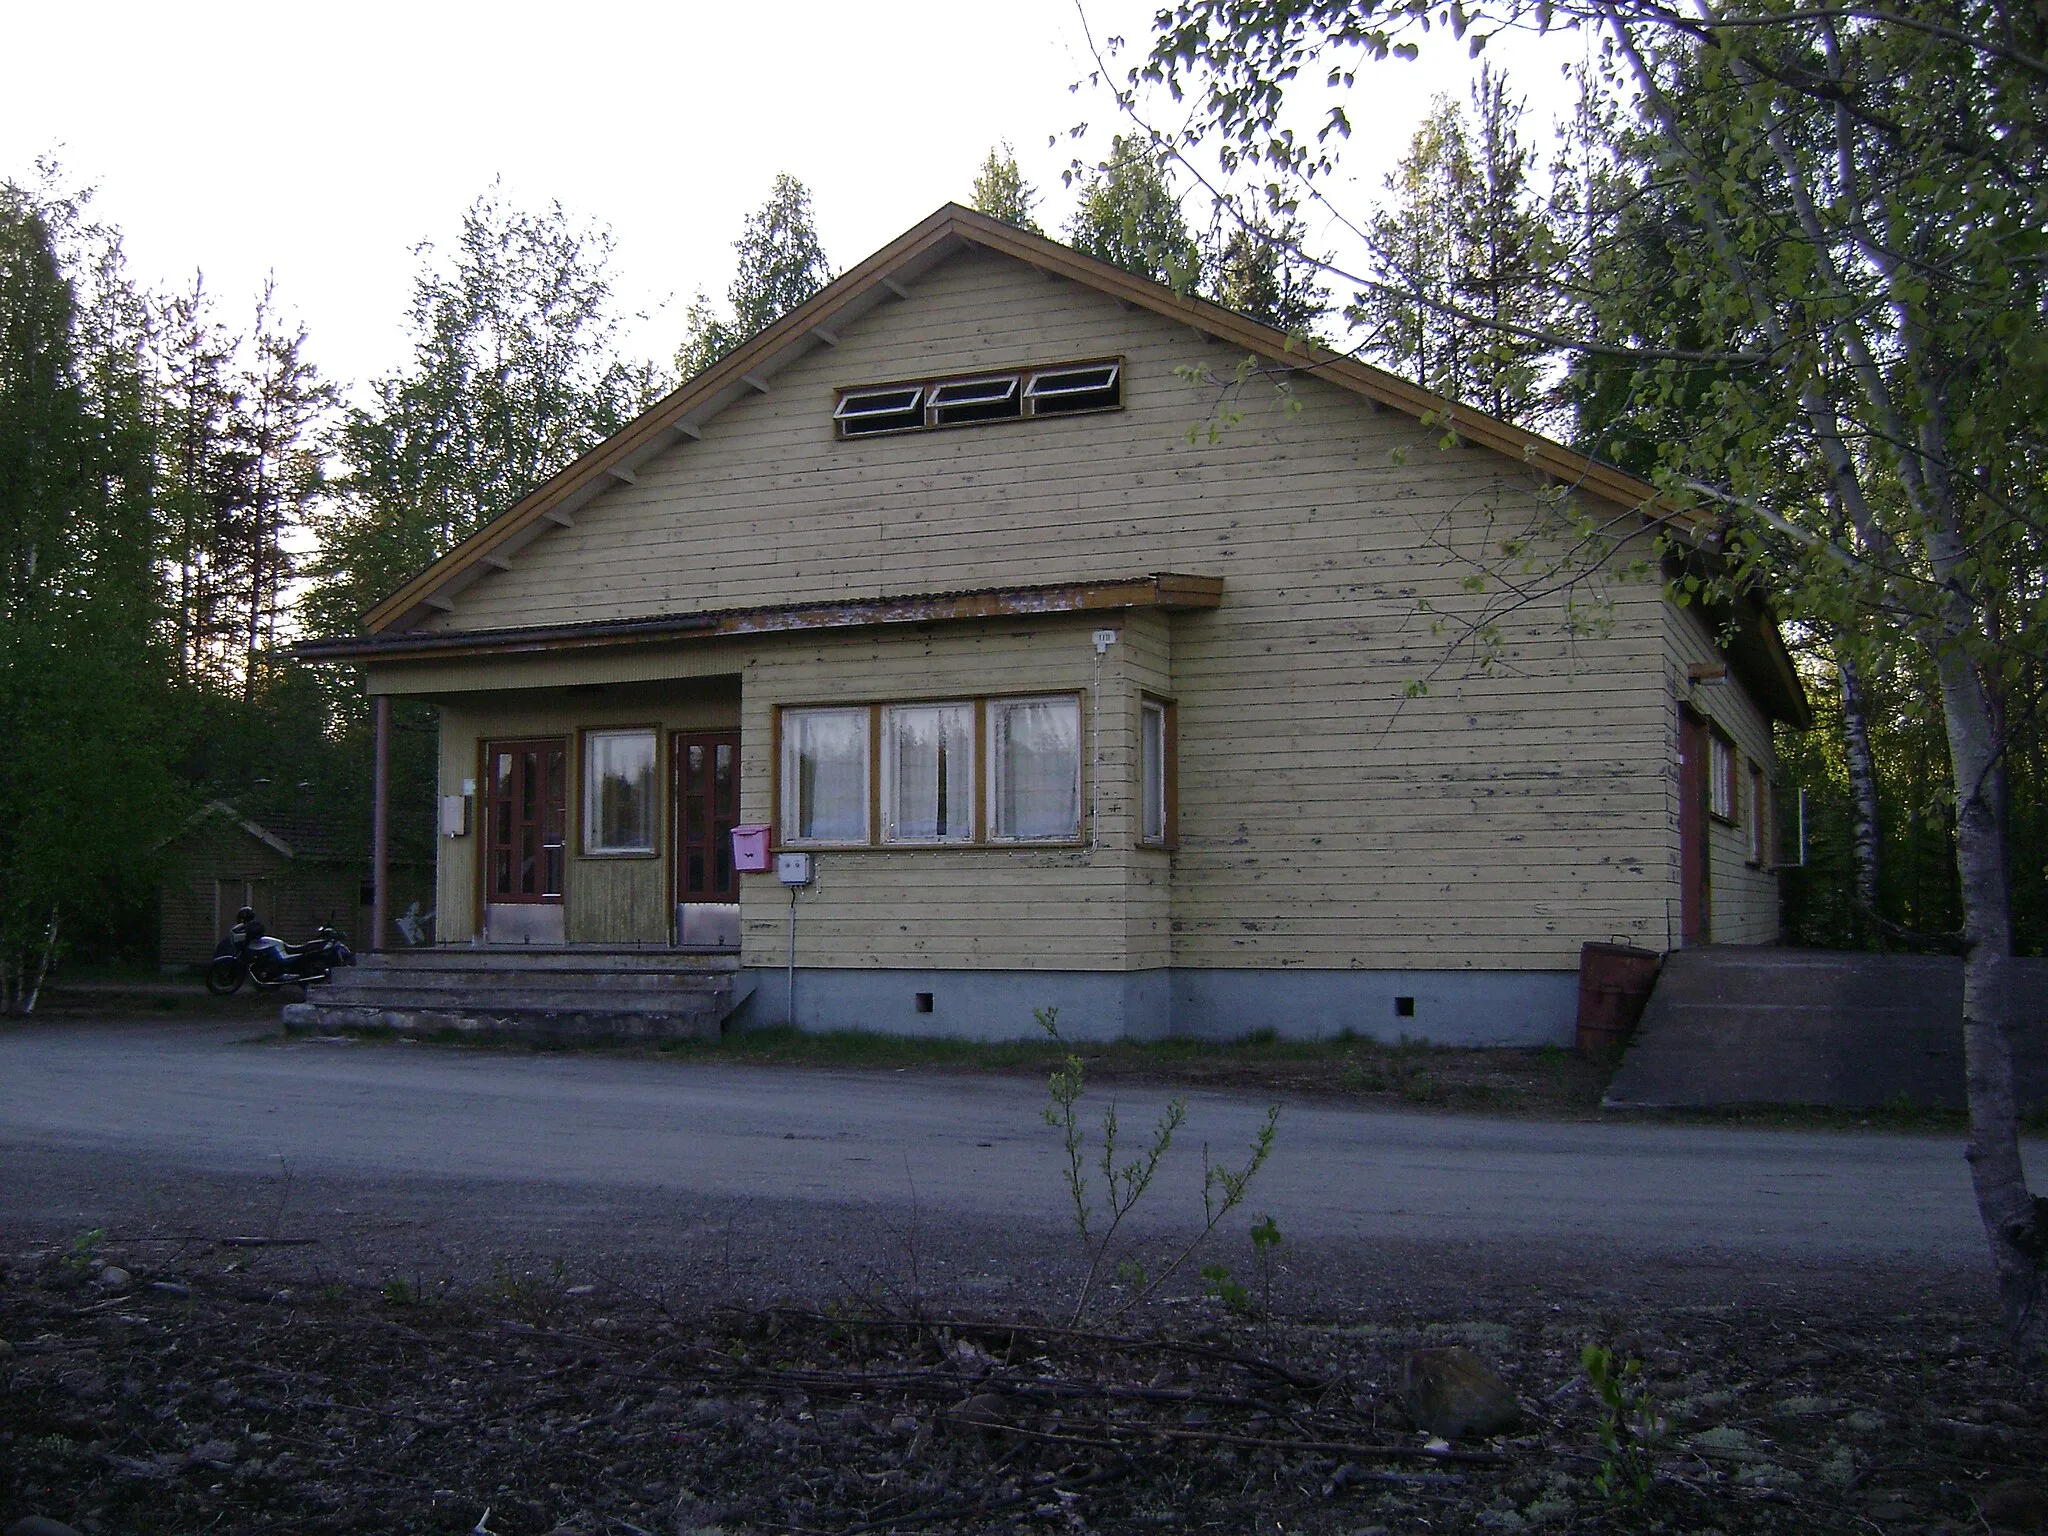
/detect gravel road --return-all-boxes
[0,1018,2016,1310]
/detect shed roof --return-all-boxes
[164,801,355,863]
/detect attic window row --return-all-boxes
[834,359,1122,438]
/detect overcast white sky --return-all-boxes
[3,1,1581,396]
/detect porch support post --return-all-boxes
[371,693,391,953]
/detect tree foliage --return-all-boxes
[971,144,1044,232]
[304,186,660,642]
[1066,135,1202,291]
[1352,66,1564,425]
[0,174,177,1003]
[675,174,833,378]
[1205,214,1329,335]
[1140,0,2048,1361]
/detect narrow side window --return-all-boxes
[780,707,871,843]
[1709,734,1736,821]
[1140,699,1172,845]
[1750,763,1770,864]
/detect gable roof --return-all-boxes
[343,203,1806,727]
[160,801,354,862]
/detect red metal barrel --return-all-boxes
[1576,942,1663,1053]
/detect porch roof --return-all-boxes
[292,572,1224,664]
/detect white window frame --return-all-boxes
[833,385,924,435]
[779,706,872,846]
[1025,361,1120,408]
[880,702,977,845]
[582,728,658,856]
[986,694,1084,844]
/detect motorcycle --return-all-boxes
[206,907,354,995]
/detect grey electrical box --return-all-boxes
[438,794,471,838]
[776,852,814,887]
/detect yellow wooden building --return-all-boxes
[298,206,1807,1043]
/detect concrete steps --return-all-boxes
[283,947,748,1044]
[1603,946,2048,1109]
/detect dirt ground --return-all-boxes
[4,1241,2045,1536]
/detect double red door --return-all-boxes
[483,739,566,904]
[674,731,739,902]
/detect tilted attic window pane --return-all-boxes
[835,385,925,436]
[1026,361,1121,415]
[929,374,1021,426]
[989,696,1082,842]
[882,703,977,844]
[781,707,871,843]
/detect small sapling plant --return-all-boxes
[1038,1007,1279,1323]
[1581,1343,1665,1501]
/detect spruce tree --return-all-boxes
[676,174,834,377]
[971,144,1042,232]
[1205,216,1327,336]
[1066,136,1200,291]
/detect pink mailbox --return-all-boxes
[731,824,773,875]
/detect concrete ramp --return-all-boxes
[1603,946,2048,1109]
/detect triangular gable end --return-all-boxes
[362,204,1705,639]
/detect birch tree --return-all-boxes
[306,187,659,640]
[1140,0,2048,1359]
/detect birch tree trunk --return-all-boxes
[1838,651,1883,938]
[1932,641,2043,1355]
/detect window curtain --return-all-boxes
[994,698,1080,840]
[889,704,974,841]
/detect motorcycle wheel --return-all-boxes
[204,957,245,996]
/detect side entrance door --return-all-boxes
[674,731,740,945]
[482,739,567,926]
[1677,707,1711,945]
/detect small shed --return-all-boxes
[157,802,368,968]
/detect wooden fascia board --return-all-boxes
[361,209,971,633]
[312,574,1221,664]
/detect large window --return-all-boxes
[780,707,871,844]
[583,729,656,855]
[989,696,1082,843]
[1140,698,1174,846]
[775,694,1089,847]
[882,703,976,843]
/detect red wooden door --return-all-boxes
[1677,708,1711,944]
[674,731,740,902]
[483,739,567,904]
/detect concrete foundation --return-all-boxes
[737,965,1578,1046]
